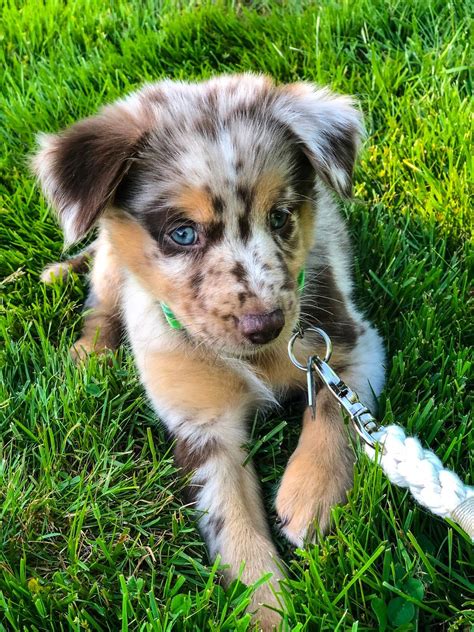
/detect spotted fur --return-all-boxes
[33,74,385,630]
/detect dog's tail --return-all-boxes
[41,241,96,284]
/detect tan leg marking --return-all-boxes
[71,232,122,361]
[276,390,354,545]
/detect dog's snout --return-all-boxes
[238,309,285,344]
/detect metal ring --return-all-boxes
[288,326,333,371]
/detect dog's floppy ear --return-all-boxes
[277,83,364,197]
[32,98,148,245]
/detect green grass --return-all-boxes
[1,0,473,629]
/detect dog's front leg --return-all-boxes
[276,392,354,545]
[140,351,284,630]
[276,327,385,545]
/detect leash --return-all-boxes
[288,326,474,540]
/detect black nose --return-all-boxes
[238,309,285,344]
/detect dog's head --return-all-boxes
[33,74,362,355]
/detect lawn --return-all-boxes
[0,0,472,629]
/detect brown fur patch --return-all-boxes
[297,201,314,252]
[34,102,151,241]
[103,214,173,298]
[253,171,286,217]
[70,232,123,360]
[174,436,221,474]
[302,266,359,347]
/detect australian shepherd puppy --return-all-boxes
[33,74,385,629]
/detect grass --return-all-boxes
[0,0,473,629]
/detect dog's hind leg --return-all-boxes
[71,231,123,361]
[41,240,96,283]
[42,232,123,360]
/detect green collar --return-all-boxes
[297,268,305,292]
[160,301,183,330]
[160,268,306,331]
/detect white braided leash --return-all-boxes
[364,425,474,539]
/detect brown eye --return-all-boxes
[269,208,290,231]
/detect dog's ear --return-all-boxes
[32,98,148,245]
[277,83,364,197]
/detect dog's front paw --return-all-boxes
[275,451,352,546]
[252,606,282,631]
[250,584,283,631]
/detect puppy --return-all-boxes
[33,74,385,629]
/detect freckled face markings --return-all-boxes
[230,261,247,283]
[234,173,287,244]
[238,214,251,243]
[234,185,253,243]
[138,163,311,321]
[189,270,205,298]
[212,195,225,215]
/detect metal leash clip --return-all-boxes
[288,326,379,449]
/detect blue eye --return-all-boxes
[269,208,290,231]
[169,226,198,246]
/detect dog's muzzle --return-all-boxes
[238,309,285,344]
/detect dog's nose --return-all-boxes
[238,309,285,344]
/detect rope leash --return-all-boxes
[288,327,474,540]
[365,426,474,532]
